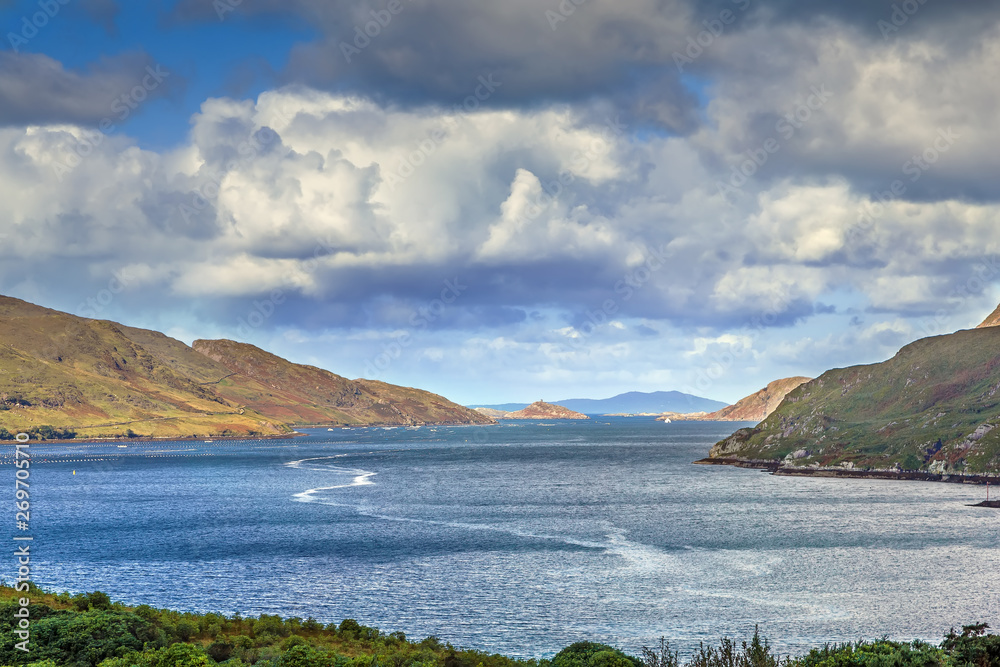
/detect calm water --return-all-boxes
[12,419,1000,658]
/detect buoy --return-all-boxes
[72,470,76,475]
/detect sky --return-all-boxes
[3,0,1000,405]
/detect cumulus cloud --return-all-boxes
[4,84,1000,336]
[693,20,1000,203]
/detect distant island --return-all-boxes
[474,401,589,420]
[470,391,727,415]
[0,295,492,440]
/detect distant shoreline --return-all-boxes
[695,457,1000,487]
[1,421,499,445]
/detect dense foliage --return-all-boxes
[0,426,78,441]
[0,587,996,667]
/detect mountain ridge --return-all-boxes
[470,390,727,415]
[0,294,491,439]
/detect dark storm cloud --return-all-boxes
[696,0,1000,29]
[0,51,181,127]
[79,0,120,36]
[169,0,702,131]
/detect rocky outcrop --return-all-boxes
[505,401,589,420]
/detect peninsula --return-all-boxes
[0,295,492,440]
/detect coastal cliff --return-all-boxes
[706,326,1000,475]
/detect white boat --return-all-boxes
[662,418,672,423]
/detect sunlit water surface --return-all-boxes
[15,419,1000,657]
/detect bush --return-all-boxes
[941,624,1000,667]
[278,644,329,667]
[554,642,641,667]
[175,619,198,641]
[254,614,289,638]
[338,619,363,637]
[207,640,235,663]
[87,592,113,611]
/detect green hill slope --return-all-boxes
[710,327,1000,474]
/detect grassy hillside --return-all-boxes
[710,328,1000,473]
[0,295,490,439]
[0,297,278,439]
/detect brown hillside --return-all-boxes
[0,294,492,438]
[705,376,811,422]
[977,303,1000,328]
[193,340,492,427]
[657,376,810,423]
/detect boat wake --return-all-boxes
[286,455,377,501]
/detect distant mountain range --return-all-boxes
[474,401,589,420]
[470,391,728,415]
[0,295,491,439]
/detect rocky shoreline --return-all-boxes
[694,457,1000,487]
